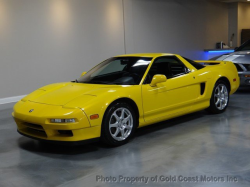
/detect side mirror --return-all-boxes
[150,74,167,87]
[81,72,87,77]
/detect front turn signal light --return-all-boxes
[90,114,99,120]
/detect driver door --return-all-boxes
[142,56,199,122]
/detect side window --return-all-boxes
[144,56,189,84]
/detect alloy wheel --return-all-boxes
[109,107,133,141]
[214,84,229,110]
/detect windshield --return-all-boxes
[77,57,152,85]
[236,40,250,51]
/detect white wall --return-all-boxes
[0,0,229,99]
[0,0,125,98]
[124,0,228,60]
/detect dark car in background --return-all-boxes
[212,40,250,87]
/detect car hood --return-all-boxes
[23,82,123,106]
[215,50,250,64]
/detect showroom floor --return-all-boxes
[0,89,250,187]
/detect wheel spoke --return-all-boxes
[219,100,223,110]
[126,125,132,130]
[120,109,125,119]
[110,122,118,128]
[120,129,125,138]
[113,113,120,121]
[217,87,220,94]
[123,115,131,123]
[221,86,224,93]
[225,96,228,101]
[215,99,220,105]
[113,128,120,137]
[215,94,220,98]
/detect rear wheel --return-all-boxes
[101,102,137,146]
[207,80,229,114]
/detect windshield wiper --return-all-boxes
[88,81,108,84]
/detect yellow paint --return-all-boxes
[13,53,239,142]
[150,75,167,87]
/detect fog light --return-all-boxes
[50,119,76,123]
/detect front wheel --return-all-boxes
[207,80,230,114]
[101,102,137,146]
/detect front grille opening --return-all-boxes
[26,128,47,137]
[234,64,243,72]
[58,130,73,137]
[24,123,43,130]
[22,122,47,137]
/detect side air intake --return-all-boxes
[200,83,206,95]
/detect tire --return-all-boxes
[101,102,138,146]
[206,80,230,114]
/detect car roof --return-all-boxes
[115,53,176,58]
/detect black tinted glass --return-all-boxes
[183,57,204,70]
[78,57,152,85]
[144,56,189,84]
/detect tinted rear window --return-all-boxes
[184,57,204,70]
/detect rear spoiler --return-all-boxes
[194,60,227,66]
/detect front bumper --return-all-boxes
[17,130,100,145]
[13,101,101,142]
[239,72,250,86]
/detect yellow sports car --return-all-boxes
[13,53,239,146]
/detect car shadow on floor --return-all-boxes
[17,137,100,155]
[17,111,206,156]
[235,87,250,94]
[135,111,206,138]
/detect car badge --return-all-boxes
[29,109,34,113]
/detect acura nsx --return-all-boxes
[13,53,239,146]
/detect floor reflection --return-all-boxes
[0,89,250,186]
